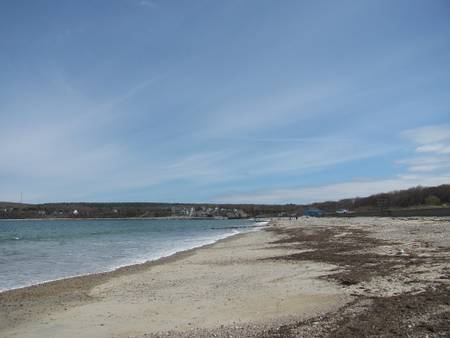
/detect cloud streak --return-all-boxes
[401,124,450,145]
[217,124,450,204]
[216,174,450,204]
[1,1,449,203]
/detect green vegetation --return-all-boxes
[425,195,441,206]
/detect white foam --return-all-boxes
[0,226,257,293]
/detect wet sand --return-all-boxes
[1,217,449,338]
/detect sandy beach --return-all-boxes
[1,217,449,337]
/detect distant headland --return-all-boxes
[1,184,450,219]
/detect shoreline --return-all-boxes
[0,224,264,295]
[2,217,447,337]
[0,217,267,221]
[1,219,349,337]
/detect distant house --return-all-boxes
[72,209,79,216]
[303,208,324,217]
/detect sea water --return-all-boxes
[0,218,262,291]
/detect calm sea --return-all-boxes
[0,218,262,292]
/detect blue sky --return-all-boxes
[1,0,450,204]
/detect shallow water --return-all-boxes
[0,218,259,291]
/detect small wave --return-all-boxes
[210,226,246,230]
[0,228,243,293]
[211,221,268,230]
[254,221,269,226]
[0,219,258,293]
[0,236,21,242]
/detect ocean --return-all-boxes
[0,218,262,292]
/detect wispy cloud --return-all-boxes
[397,156,450,173]
[1,1,449,203]
[200,83,343,138]
[217,124,450,204]
[139,0,156,8]
[399,124,450,172]
[0,75,161,201]
[416,143,450,154]
[401,124,450,145]
[216,174,450,204]
[229,136,391,178]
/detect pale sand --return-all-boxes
[0,225,350,338]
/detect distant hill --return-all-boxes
[308,184,450,213]
[0,201,302,219]
[1,184,449,219]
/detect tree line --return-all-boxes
[310,184,450,212]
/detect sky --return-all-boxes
[0,0,450,204]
